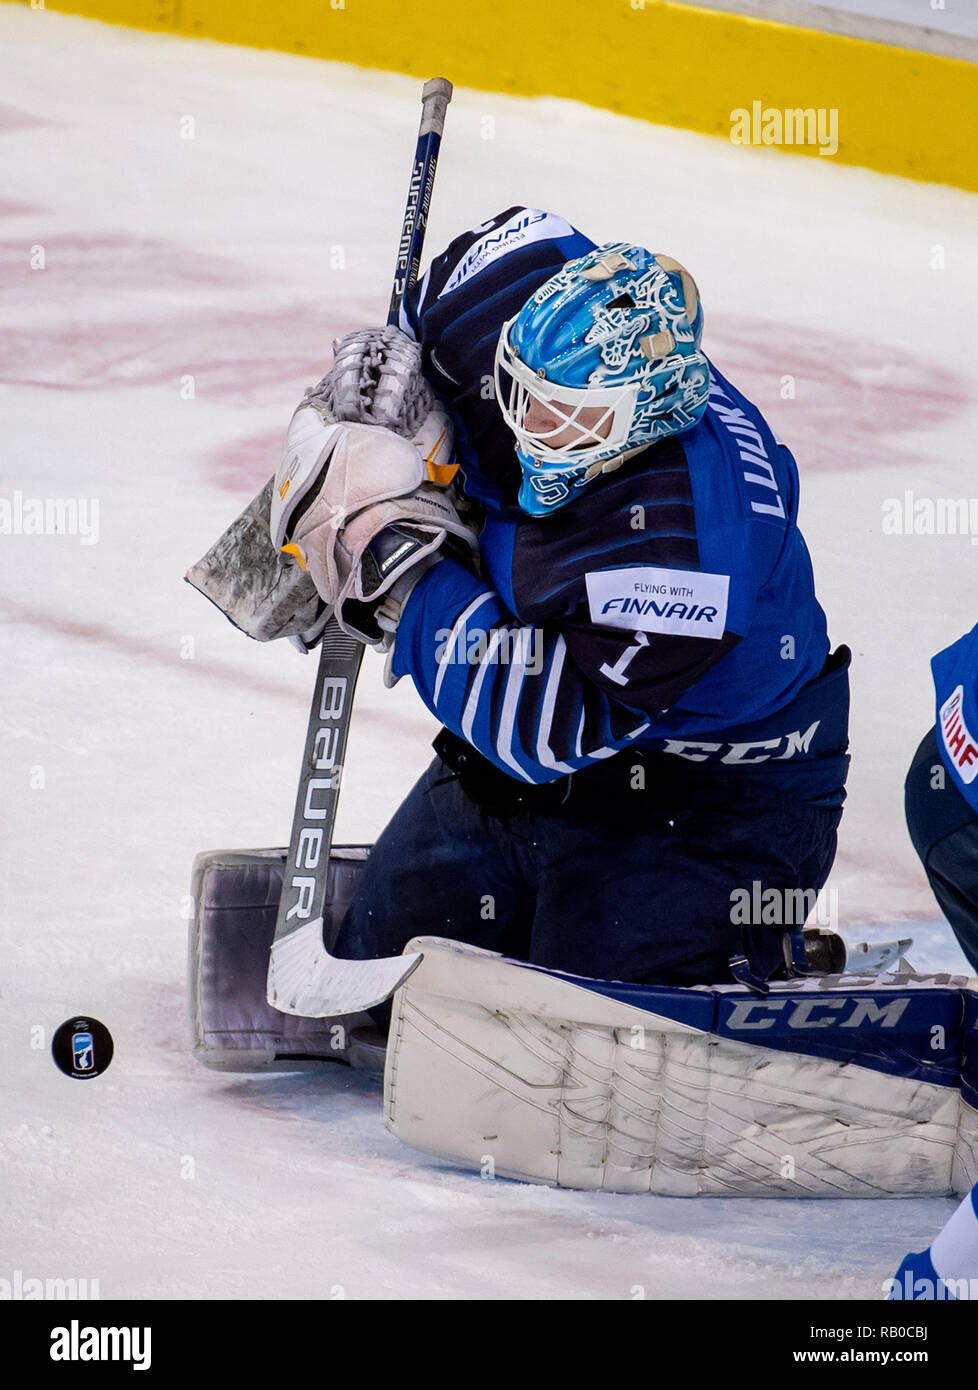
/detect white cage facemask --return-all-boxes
[494,322,640,473]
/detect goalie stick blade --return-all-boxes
[266,918,423,1016]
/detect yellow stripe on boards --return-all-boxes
[18,0,978,191]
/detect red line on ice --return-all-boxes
[0,101,54,131]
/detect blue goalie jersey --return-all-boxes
[392,207,846,794]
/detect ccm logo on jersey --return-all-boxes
[939,685,978,783]
[586,565,729,639]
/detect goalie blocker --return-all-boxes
[188,846,385,1073]
[189,848,978,1196]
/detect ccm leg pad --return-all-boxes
[385,937,978,1196]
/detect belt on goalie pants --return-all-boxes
[430,725,840,821]
[431,726,578,819]
[431,646,851,821]
[431,728,679,817]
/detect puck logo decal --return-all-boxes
[52,1017,114,1080]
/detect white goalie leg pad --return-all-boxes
[384,937,978,1197]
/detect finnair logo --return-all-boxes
[441,210,572,297]
[50,1320,151,1371]
[602,596,719,624]
[586,565,729,638]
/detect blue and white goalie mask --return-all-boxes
[493,244,710,516]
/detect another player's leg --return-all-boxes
[889,1180,978,1299]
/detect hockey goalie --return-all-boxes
[187,206,978,1198]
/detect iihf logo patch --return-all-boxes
[939,685,978,784]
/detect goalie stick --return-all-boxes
[266,76,453,1018]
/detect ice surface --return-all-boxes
[2,5,977,1299]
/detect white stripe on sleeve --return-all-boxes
[433,591,497,706]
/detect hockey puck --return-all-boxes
[51,1016,114,1080]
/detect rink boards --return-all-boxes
[18,0,978,191]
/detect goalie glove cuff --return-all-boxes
[276,419,479,648]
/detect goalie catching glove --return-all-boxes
[270,398,479,647]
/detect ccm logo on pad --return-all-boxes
[586,566,729,639]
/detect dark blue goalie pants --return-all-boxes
[905,726,978,974]
[334,741,847,993]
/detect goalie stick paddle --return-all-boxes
[267,76,453,1018]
